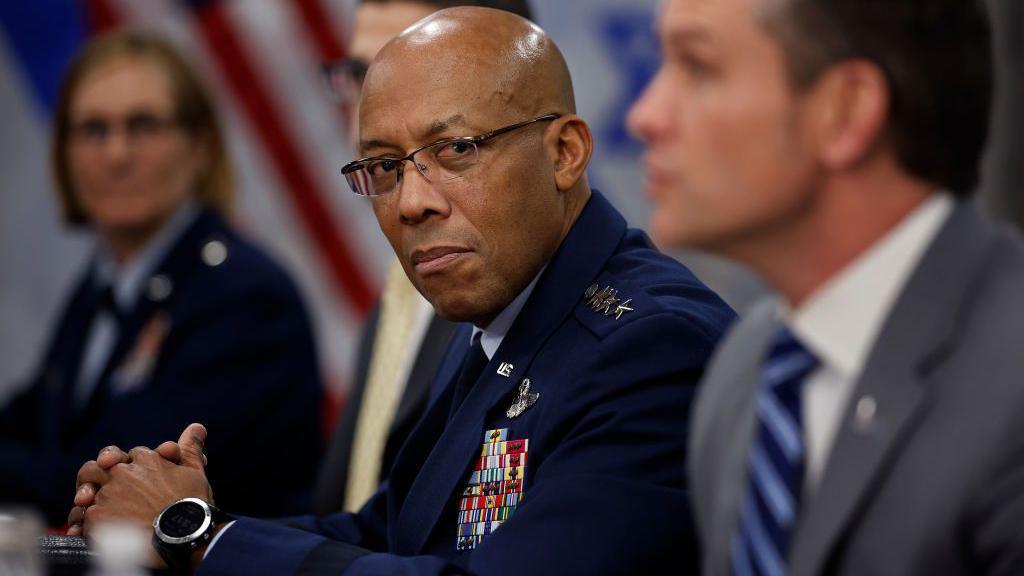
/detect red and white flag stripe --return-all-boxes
[94,0,392,402]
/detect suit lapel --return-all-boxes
[703,302,781,575]
[790,202,997,576]
[392,191,628,555]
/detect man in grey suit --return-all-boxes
[629,0,1024,575]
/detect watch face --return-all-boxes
[158,500,206,539]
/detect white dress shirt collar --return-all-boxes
[783,193,954,381]
[93,202,200,311]
[471,266,545,360]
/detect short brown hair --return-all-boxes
[51,30,233,226]
[762,0,993,195]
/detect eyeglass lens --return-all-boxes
[70,113,178,145]
[347,139,480,196]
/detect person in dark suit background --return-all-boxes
[629,1,1024,575]
[69,9,736,574]
[0,30,324,527]
[313,0,533,515]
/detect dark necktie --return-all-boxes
[731,326,819,576]
[98,284,126,331]
[73,284,126,418]
[448,333,488,421]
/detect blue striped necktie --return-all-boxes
[731,326,819,576]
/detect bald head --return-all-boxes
[365,7,575,124]
[353,6,594,326]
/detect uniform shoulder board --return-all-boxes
[574,277,653,340]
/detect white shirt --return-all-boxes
[781,193,953,496]
[74,203,199,407]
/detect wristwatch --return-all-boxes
[152,497,232,573]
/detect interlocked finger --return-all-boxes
[128,445,157,465]
[96,445,131,469]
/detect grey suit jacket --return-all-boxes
[691,201,1024,576]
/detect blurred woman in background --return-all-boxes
[0,30,323,526]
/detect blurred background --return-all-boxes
[1,0,1020,407]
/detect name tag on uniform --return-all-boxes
[456,428,529,551]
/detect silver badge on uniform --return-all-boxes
[497,362,514,377]
[506,378,539,419]
[202,240,229,267]
[583,283,634,319]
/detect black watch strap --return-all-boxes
[210,505,232,526]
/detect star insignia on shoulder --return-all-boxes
[583,283,634,320]
[506,378,540,419]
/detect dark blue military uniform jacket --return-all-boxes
[0,210,323,524]
[199,192,735,575]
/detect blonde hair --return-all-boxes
[51,30,233,225]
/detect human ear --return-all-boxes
[807,59,890,170]
[547,115,593,191]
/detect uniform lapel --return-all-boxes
[789,203,996,576]
[75,211,219,428]
[53,272,105,439]
[392,191,628,555]
[75,279,164,431]
[84,290,161,407]
[392,345,502,555]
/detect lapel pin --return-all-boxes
[506,378,539,419]
[147,274,173,302]
[853,395,877,433]
[201,239,229,267]
[497,362,514,377]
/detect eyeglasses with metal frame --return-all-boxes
[341,113,562,197]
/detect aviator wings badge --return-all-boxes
[506,378,540,419]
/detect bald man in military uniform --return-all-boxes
[70,8,734,575]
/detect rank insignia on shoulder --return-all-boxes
[506,378,539,419]
[583,283,634,320]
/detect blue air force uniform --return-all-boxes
[0,209,324,524]
[199,192,736,575]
